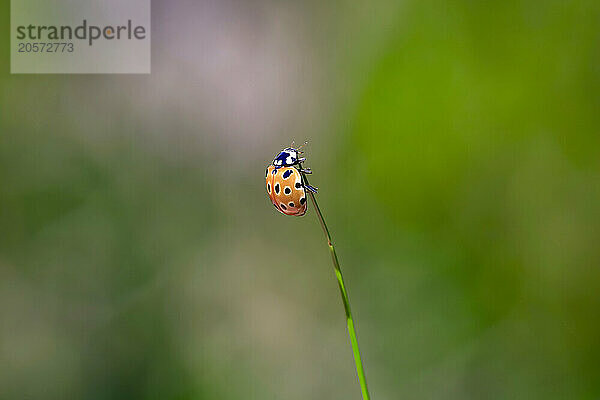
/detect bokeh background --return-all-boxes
[1,0,600,399]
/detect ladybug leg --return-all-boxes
[304,183,318,193]
[297,157,306,163]
[299,168,312,174]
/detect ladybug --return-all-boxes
[266,144,318,216]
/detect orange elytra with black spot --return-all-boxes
[266,166,307,216]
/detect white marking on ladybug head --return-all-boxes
[273,148,299,167]
[282,148,297,165]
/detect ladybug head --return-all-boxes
[272,147,301,167]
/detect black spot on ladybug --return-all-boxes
[265,168,268,177]
[280,203,287,210]
[300,197,306,205]
[275,184,280,194]
[283,170,292,179]
[284,187,291,195]
[289,202,295,207]
[295,182,302,189]
[267,183,271,193]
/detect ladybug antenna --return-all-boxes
[290,139,296,148]
[297,141,308,151]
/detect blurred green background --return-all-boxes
[1,0,600,399]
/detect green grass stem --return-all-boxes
[301,171,371,400]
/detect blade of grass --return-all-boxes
[301,171,371,400]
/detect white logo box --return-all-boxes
[11,0,150,74]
